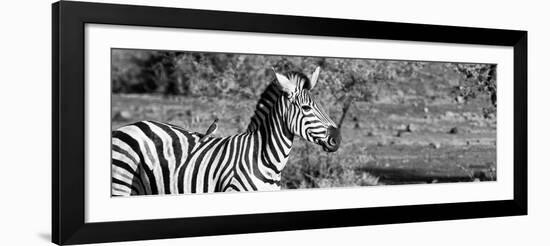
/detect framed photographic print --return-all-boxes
[52,1,527,245]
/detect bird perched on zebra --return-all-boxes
[111,66,341,196]
[199,118,218,142]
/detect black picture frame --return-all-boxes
[52,1,527,245]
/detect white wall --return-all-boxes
[0,0,548,245]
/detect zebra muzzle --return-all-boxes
[319,126,341,152]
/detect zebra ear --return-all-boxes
[272,68,296,96]
[308,66,321,90]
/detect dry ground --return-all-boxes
[112,94,496,188]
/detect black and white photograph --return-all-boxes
[0,0,534,245]
[111,49,497,196]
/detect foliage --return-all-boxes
[446,63,497,118]
[113,50,496,106]
[281,142,380,189]
[448,63,497,104]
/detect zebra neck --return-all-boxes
[254,97,294,173]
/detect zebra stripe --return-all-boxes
[112,68,341,196]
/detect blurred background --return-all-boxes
[111,49,497,189]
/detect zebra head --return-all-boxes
[273,67,341,152]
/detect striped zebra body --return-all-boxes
[112,67,341,196]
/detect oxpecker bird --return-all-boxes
[200,118,218,141]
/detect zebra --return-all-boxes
[111,66,341,196]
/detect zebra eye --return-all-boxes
[301,105,312,111]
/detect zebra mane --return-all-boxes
[285,71,312,90]
[246,71,310,132]
[246,81,282,132]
